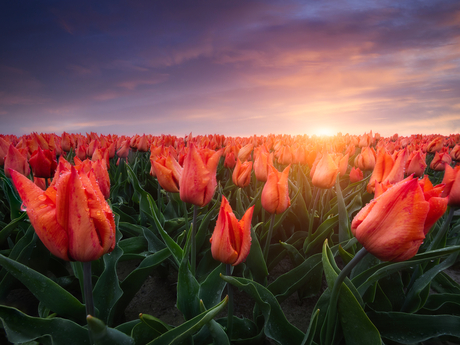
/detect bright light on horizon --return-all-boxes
[312,127,336,137]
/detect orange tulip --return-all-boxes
[232,159,253,188]
[224,151,236,169]
[367,148,394,194]
[349,167,363,183]
[209,196,253,266]
[153,153,183,193]
[441,165,460,206]
[426,136,444,153]
[405,150,427,177]
[10,166,116,262]
[0,136,10,166]
[450,144,460,161]
[355,147,376,171]
[311,153,339,189]
[29,147,57,179]
[237,143,254,162]
[351,176,445,262]
[253,146,273,182]
[430,151,452,171]
[384,148,408,184]
[179,143,222,207]
[418,176,448,233]
[261,164,290,214]
[4,144,30,178]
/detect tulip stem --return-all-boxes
[427,206,455,251]
[308,188,320,239]
[191,205,198,275]
[83,261,95,344]
[226,263,234,340]
[263,213,276,263]
[325,246,368,345]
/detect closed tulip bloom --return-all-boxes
[180,143,222,207]
[349,167,363,183]
[253,146,272,182]
[418,176,448,233]
[355,147,376,171]
[210,196,254,266]
[238,143,254,162]
[4,144,30,178]
[430,151,452,171]
[232,158,253,188]
[450,144,460,161]
[312,153,339,189]
[224,151,236,169]
[0,136,10,166]
[441,165,460,206]
[351,176,444,262]
[117,140,131,158]
[405,150,427,177]
[426,137,444,153]
[367,148,394,194]
[29,147,57,178]
[384,148,408,184]
[261,164,290,214]
[153,153,183,193]
[10,166,116,262]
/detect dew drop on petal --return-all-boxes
[20,203,27,211]
[38,195,46,201]
[39,204,47,209]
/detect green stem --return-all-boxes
[83,261,94,344]
[191,205,198,275]
[308,188,320,239]
[226,264,234,340]
[325,247,368,345]
[263,213,276,263]
[427,206,455,251]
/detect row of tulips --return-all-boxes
[0,130,460,345]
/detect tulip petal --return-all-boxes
[233,205,254,266]
[10,169,69,261]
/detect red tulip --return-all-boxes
[349,167,363,183]
[261,164,290,214]
[153,153,183,193]
[351,176,445,262]
[232,159,253,188]
[442,165,460,206]
[179,143,222,207]
[4,144,30,178]
[10,166,116,262]
[210,196,254,266]
[29,147,57,179]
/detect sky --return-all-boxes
[1,0,460,138]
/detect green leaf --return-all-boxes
[0,212,27,246]
[369,311,460,344]
[268,253,322,303]
[244,223,268,284]
[199,263,227,309]
[147,296,228,345]
[335,176,350,243]
[221,275,304,345]
[300,308,319,345]
[177,254,201,320]
[0,305,89,345]
[87,315,134,345]
[0,254,86,323]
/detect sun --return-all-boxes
[314,127,335,137]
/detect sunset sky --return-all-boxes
[1,0,460,138]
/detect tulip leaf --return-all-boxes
[335,176,350,243]
[0,174,23,220]
[114,248,171,318]
[196,198,220,253]
[401,251,459,313]
[221,275,304,345]
[300,308,319,345]
[303,215,338,255]
[147,296,228,345]
[0,211,27,246]
[0,253,86,323]
[0,305,89,345]
[421,293,460,315]
[87,315,135,345]
[244,224,268,284]
[177,254,201,320]
[368,311,460,344]
[199,262,227,309]
[353,245,460,295]
[268,253,322,303]
[432,271,460,294]
[93,246,124,325]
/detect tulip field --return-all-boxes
[1,131,460,345]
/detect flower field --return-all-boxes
[0,131,460,345]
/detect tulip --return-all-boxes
[29,147,57,179]
[426,136,444,153]
[209,196,254,266]
[232,158,253,188]
[261,164,290,214]
[450,144,460,161]
[311,153,339,189]
[430,151,452,171]
[10,166,116,262]
[0,136,10,166]
[367,148,394,194]
[418,176,448,233]
[179,143,222,207]
[405,150,427,177]
[152,153,183,193]
[441,165,460,206]
[237,143,254,162]
[351,176,445,262]
[384,148,408,184]
[355,147,376,171]
[4,144,30,178]
[224,151,236,169]
[253,146,273,182]
[349,167,363,183]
